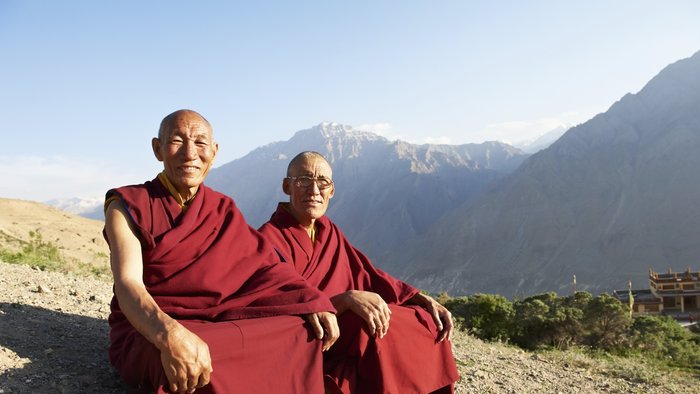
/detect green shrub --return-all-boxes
[583,293,632,350]
[630,315,700,368]
[445,293,514,341]
[512,292,588,350]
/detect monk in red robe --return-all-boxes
[104,111,338,394]
[259,151,459,394]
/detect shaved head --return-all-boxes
[287,151,331,177]
[283,151,335,229]
[158,109,212,140]
[151,109,218,200]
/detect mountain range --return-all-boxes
[206,124,529,259]
[385,50,700,296]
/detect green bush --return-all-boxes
[440,288,698,372]
[630,315,700,368]
[583,293,632,351]
[445,293,514,341]
[512,292,588,350]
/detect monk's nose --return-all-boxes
[310,180,322,193]
[182,140,198,160]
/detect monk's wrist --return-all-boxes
[152,315,182,351]
[408,292,429,306]
[330,291,355,314]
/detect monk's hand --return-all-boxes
[305,311,340,351]
[343,290,392,338]
[409,293,454,342]
[158,323,213,394]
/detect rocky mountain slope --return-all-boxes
[388,50,700,296]
[206,123,528,259]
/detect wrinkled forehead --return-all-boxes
[160,112,213,139]
[289,156,333,178]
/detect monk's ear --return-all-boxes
[328,183,334,199]
[211,141,219,160]
[282,178,291,195]
[152,138,164,162]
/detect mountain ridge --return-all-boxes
[387,50,700,296]
[206,124,529,259]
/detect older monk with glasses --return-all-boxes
[259,151,459,394]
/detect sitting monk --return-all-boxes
[259,151,460,394]
[104,111,338,394]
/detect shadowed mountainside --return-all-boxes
[386,50,700,296]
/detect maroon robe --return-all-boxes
[259,204,460,394]
[105,178,334,393]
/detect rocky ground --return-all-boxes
[1,262,698,393]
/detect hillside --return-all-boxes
[388,50,700,296]
[0,198,109,271]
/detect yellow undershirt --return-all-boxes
[156,171,198,210]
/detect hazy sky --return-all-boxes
[2,1,700,202]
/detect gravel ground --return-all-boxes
[1,261,697,393]
[0,262,121,393]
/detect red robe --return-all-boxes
[259,204,459,394]
[105,178,334,393]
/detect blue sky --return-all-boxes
[2,1,700,202]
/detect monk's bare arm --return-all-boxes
[105,201,212,394]
[331,290,392,338]
[406,293,454,342]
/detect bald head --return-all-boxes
[287,151,331,177]
[158,109,212,140]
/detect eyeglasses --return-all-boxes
[286,176,334,190]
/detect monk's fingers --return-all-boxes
[380,321,389,338]
[322,331,338,351]
[307,313,325,340]
[432,308,444,331]
[369,312,389,338]
[164,366,185,393]
[197,369,211,390]
[379,302,391,323]
[325,315,340,346]
[317,312,339,351]
[365,315,378,336]
[165,373,178,393]
[174,376,188,394]
[436,309,454,342]
[378,309,390,338]
[444,311,455,341]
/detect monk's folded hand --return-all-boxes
[340,290,392,338]
[305,311,340,351]
[158,323,213,394]
[408,293,454,342]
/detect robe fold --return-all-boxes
[106,178,334,393]
[259,204,460,394]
